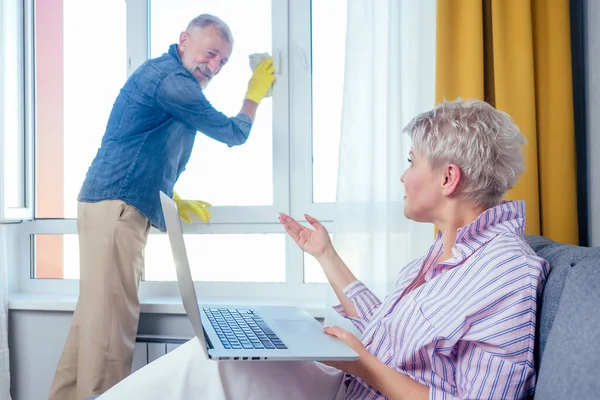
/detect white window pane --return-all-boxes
[34,233,285,283]
[311,1,347,203]
[3,0,24,208]
[150,1,273,206]
[33,234,79,279]
[303,253,327,284]
[63,234,80,279]
[35,0,127,218]
[144,233,285,282]
[303,232,330,283]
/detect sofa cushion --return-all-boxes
[526,235,574,368]
[525,235,600,399]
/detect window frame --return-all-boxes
[0,0,34,221]
[18,219,332,303]
[13,0,338,302]
[289,0,337,221]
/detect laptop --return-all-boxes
[159,191,359,362]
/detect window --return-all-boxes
[35,0,127,220]
[311,1,347,204]
[0,0,33,220]
[16,0,347,302]
[35,233,286,283]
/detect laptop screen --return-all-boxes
[159,191,209,358]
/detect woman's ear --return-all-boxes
[441,164,461,197]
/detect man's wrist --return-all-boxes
[240,99,258,122]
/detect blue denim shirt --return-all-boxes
[78,44,252,232]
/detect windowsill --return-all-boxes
[7,292,329,319]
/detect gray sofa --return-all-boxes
[87,235,598,400]
[527,235,599,399]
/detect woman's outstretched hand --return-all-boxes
[278,213,332,259]
[280,212,361,319]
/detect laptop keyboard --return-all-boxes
[204,308,288,350]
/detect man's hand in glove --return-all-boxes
[244,57,275,104]
[172,191,212,224]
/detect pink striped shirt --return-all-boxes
[334,201,549,399]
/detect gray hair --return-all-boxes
[187,14,233,46]
[404,98,526,208]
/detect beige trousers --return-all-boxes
[49,200,151,400]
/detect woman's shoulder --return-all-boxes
[489,232,544,259]
[476,232,549,279]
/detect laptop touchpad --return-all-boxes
[274,320,323,336]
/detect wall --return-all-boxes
[0,226,11,400]
[2,224,19,400]
[585,0,600,246]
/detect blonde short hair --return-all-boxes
[404,99,526,208]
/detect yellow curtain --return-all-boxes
[435,0,578,245]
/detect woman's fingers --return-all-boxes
[279,213,305,231]
[305,214,324,230]
[279,213,322,249]
[279,213,303,240]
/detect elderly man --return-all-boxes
[49,14,274,400]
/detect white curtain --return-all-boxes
[0,227,10,400]
[325,0,437,329]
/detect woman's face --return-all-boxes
[400,148,443,223]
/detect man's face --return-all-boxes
[178,25,232,89]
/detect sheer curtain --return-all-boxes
[325,0,437,329]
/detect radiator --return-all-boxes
[132,334,191,373]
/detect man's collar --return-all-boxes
[168,44,182,64]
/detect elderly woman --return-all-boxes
[97,99,547,400]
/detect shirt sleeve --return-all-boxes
[428,254,546,400]
[155,72,252,146]
[332,280,382,332]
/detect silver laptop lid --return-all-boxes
[159,191,208,357]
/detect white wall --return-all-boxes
[585,0,600,246]
[2,223,20,400]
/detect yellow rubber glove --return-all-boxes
[172,191,212,224]
[244,57,275,104]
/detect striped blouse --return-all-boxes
[334,201,549,400]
